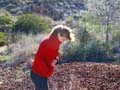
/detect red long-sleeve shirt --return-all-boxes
[31,36,62,78]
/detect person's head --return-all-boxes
[49,25,72,42]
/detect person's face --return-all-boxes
[58,33,69,43]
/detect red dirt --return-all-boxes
[0,62,120,90]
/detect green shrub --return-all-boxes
[0,10,13,46]
[110,30,120,64]
[85,40,113,62]
[0,15,14,32]
[74,26,92,44]
[0,55,12,63]
[60,40,114,64]
[0,9,12,17]
[0,15,14,25]
[111,30,120,53]
[112,30,120,43]
[0,32,6,46]
[14,14,51,34]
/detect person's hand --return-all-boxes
[55,56,59,60]
[51,59,57,67]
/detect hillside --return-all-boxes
[0,0,86,20]
[0,62,120,90]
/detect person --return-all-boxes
[30,25,72,90]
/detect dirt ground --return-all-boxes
[0,62,120,90]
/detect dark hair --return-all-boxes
[49,25,71,40]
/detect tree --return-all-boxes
[85,0,120,43]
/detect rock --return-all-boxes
[0,81,3,85]
[16,11,23,15]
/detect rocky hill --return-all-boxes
[0,0,86,20]
[0,62,120,90]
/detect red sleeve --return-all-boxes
[46,55,60,77]
[45,57,54,77]
[46,67,54,77]
[45,52,60,77]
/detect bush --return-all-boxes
[0,14,14,46]
[60,39,114,64]
[112,30,120,43]
[59,41,77,63]
[110,30,120,64]
[85,40,113,62]
[0,32,6,46]
[74,26,92,44]
[111,30,120,53]
[14,14,52,34]
[0,15,14,32]
[0,9,12,17]
[0,55,12,63]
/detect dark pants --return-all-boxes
[30,71,48,90]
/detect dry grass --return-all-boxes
[3,33,47,67]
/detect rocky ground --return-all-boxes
[0,62,120,90]
[0,0,86,20]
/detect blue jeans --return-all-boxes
[30,71,48,90]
